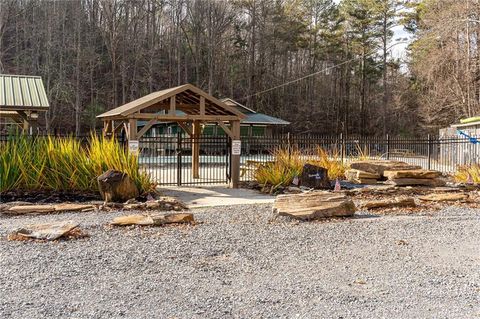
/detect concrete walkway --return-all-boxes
[158,186,275,208]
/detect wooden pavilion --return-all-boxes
[97,84,246,188]
[0,74,49,133]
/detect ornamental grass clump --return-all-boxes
[308,146,346,180]
[0,134,153,194]
[454,164,480,184]
[254,147,305,192]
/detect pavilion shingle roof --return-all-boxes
[97,84,245,119]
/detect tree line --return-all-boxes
[0,0,478,136]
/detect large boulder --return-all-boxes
[273,191,356,220]
[350,160,421,177]
[97,170,139,203]
[299,163,330,189]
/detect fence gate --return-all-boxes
[138,133,231,186]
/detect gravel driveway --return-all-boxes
[1,204,479,319]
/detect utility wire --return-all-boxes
[238,41,409,102]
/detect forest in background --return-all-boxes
[0,0,479,136]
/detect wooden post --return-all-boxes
[192,120,201,178]
[128,119,137,141]
[169,96,176,115]
[230,120,241,188]
[103,120,111,137]
[200,96,205,116]
[22,119,29,133]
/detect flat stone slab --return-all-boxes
[346,169,380,180]
[123,197,188,211]
[7,205,55,214]
[384,169,442,179]
[350,160,421,176]
[386,178,446,187]
[361,197,416,210]
[273,191,356,220]
[418,193,469,202]
[7,221,79,241]
[111,213,194,226]
[6,203,95,215]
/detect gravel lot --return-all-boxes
[1,204,479,319]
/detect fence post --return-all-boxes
[427,134,432,170]
[176,131,182,186]
[287,132,291,154]
[340,133,344,163]
[386,134,390,160]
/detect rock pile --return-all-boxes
[350,160,421,176]
[273,191,356,220]
[346,160,444,187]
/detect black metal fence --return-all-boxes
[2,133,480,186]
[235,134,480,181]
[138,133,230,186]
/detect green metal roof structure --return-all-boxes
[0,74,49,110]
[221,98,290,125]
[0,74,49,131]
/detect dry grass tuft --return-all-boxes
[454,164,480,184]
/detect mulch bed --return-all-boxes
[0,190,102,204]
[0,190,160,204]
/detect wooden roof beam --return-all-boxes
[127,113,240,122]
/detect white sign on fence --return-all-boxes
[128,140,139,154]
[232,140,241,155]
